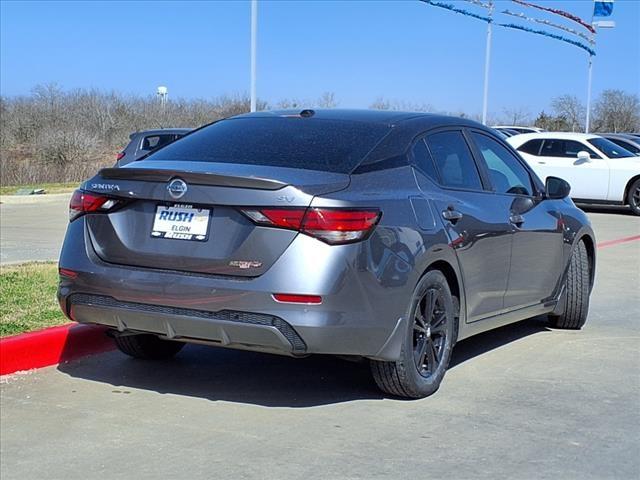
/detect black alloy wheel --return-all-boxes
[370,270,456,399]
[412,287,449,378]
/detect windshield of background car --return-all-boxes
[148,117,391,173]
[587,137,635,159]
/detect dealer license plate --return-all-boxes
[151,204,210,241]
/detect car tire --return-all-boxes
[370,270,456,399]
[626,178,640,216]
[548,240,591,330]
[114,334,185,359]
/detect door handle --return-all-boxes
[442,208,463,223]
[509,214,525,226]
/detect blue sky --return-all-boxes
[1,0,638,117]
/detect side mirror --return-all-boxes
[577,151,591,162]
[545,176,571,200]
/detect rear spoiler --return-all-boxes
[98,168,287,191]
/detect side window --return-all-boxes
[141,134,174,152]
[411,138,439,183]
[425,131,483,190]
[518,139,543,156]
[471,132,534,196]
[541,139,599,159]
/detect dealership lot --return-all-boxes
[1,208,639,480]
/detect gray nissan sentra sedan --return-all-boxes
[58,109,595,398]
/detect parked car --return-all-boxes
[508,132,640,215]
[116,128,192,166]
[493,128,521,138]
[597,133,640,156]
[493,125,546,135]
[59,110,596,399]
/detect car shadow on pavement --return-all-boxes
[449,315,551,369]
[57,316,550,407]
[577,204,634,216]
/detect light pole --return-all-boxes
[250,0,258,112]
[585,55,594,133]
[586,19,615,133]
[481,0,494,126]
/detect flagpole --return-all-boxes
[481,0,494,125]
[585,5,595,133]
[250,0,258,112]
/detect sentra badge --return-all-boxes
[91,183,120,191]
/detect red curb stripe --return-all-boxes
[597,234,640,249]
[0,323,114,375]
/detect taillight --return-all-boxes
[241,207,381,245]
[116,152,125,161]
[69,189,123,221]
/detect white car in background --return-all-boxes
[507,132,640,215]
[493,125,546,135]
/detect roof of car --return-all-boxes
[231,109,480,128]
[597,133,640,140]
[132,128,193,137]
[492,125,543,130]
[507,131,601,143]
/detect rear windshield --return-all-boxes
[148,117,390,173]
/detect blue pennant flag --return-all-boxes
[594,0,614,17]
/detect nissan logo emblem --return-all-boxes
[167,178,188,199]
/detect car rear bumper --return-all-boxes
[57,218,411,360]
[68,293,307,356]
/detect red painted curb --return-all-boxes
[0,323,114,375]
[597,234,640,249]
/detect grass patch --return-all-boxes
[0,182,79,196]
[0,262,69,337]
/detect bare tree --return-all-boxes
[369,97,391,110]
[369,97,433,112]
[551,94,585,132]
[591,89,640,133]
[277,98,303,109]
[317,92,337,108]
[3,84,638,187]
[501,107,531,126]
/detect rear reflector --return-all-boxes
[241,207,381,245]
[69,189,124,221]
[272,294,322,305]
[58,267,78,279]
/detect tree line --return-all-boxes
[1,84,638,186]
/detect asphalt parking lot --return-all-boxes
[1,205,639,480]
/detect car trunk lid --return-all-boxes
[83,161,350,276]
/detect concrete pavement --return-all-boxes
[0,194,70,265]
[1,210,639,480]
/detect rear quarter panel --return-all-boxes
[311,165,463,344]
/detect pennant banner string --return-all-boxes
[502,9,596,45]
[461,0,492,9]
[418,0,491,23]
[496,23,596,56]
[511,0,596,34]
[419,0,596,56]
